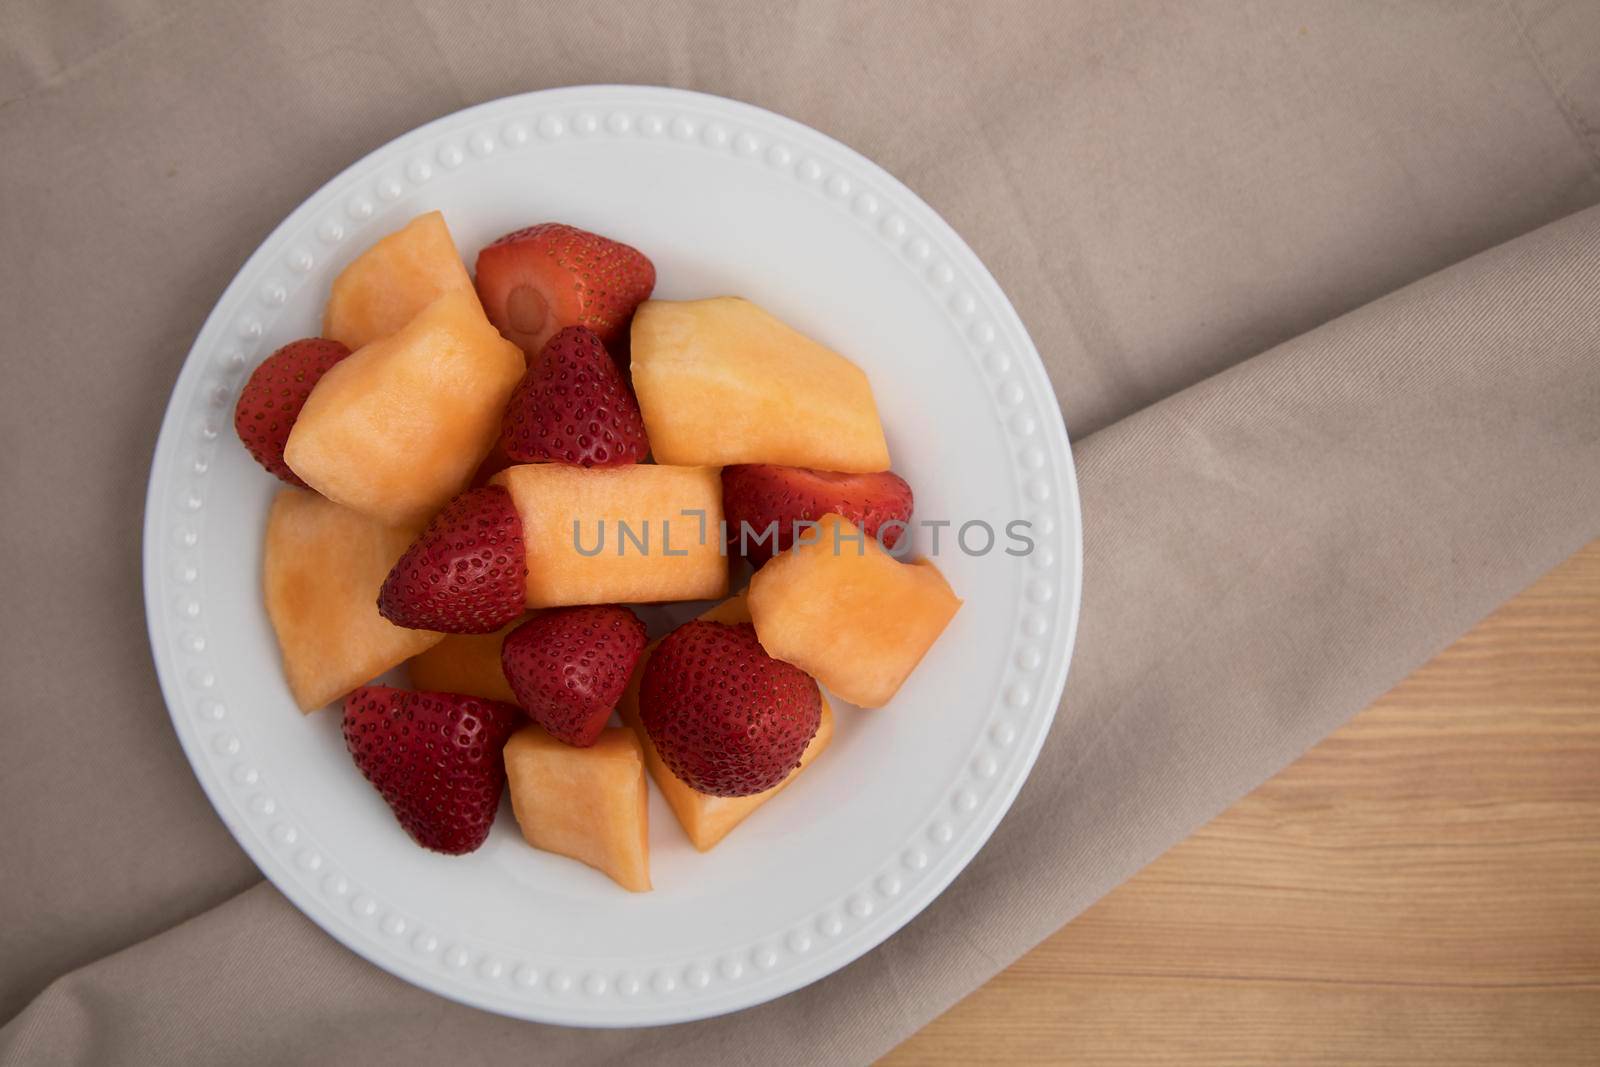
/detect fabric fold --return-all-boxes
[6,202,1597,1067]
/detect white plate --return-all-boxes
[143,86,1081,1027]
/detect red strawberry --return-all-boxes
[378,486,526,634]
[232,338,349,485]
[474,223,655,362]
[721,465,914,564]
[342,686,521,854]
[500,325,650,467]
[640,620,821,797]
[500,606,648,747]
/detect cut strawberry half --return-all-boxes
[342,686,521,854]
[500,605,649,747]
[233,338,349,485]
[720,464,914,564]
[474,223,655,364]
[500,325,650,467]
[639,620,821,797]
[378,486,526,634]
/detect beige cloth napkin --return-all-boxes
[3,1,1599,1063]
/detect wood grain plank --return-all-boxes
[884,540,1600,1064]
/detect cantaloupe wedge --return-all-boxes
[693,593,755,627]
[630,298,891,472]
[406,614,532,704]
[614,594,834,851]
[285,289,524,528]
[490,463,727,607]
[748,514,961,708]
[322,211,476,351]
[263,488,443,711]
[503,725,650,892]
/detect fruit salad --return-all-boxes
[239,210,962,890]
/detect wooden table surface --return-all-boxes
[884,540,1600,1065]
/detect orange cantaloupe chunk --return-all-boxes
[504,725,650,892]
[262,488,443,712]
[618,593,836,851]
[285,289,524,527]
[490,463,727,608]
[406,614,533,704]
[322,210,477,351]
[694,592,755,626]
[630,298,891,472]
[748,514,961,708]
